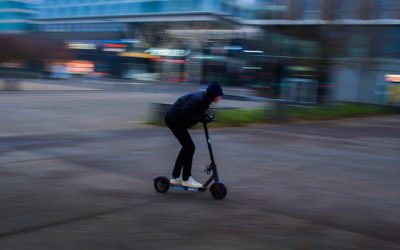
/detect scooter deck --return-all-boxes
[170,184,206,192]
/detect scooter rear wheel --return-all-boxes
[154,176,170,193]
[210,182,227,200]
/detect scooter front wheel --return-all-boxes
[210,182,227,200]
[154,176,170,193]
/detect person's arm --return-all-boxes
[177,96,205,126]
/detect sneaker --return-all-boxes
[182,176,203,188]
[170,177,182,185]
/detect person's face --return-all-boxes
[213,95,222,103]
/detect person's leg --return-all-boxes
[181,134,195,181]
[169,126,195,181]
[172,147,185,179]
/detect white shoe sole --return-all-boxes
[170,180,182,185]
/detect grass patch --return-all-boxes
[285,103,388,121]
[212,103,390,126]
[148,103,392,127]
[212,108,267,127]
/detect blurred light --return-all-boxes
[288,66,316,71]
[103,43,127,52]
[191,55,226,62]
[236,0,256,6]
[104,44,126,48]
[102,40,128,52]
[103,48,125,52]
[121,39,140,43]
[243,66,262,70]
[385,74,400,83]
[0,62,24,68]
[151,58,186,64]
[66,42,96,50]
[118,52,159,59]
[145,48,190,57]
[66,60,94,74]
[223,46,243,50]
[243,50,264,53]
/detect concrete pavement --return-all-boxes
[2,78,256,97]
[0,91,265,137]
[0,89,399,249]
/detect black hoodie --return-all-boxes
[165,83,223,128]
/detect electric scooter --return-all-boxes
[154,115,227,200]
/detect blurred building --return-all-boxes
[0,0,38,33]
[36,0,235,36]
[35,0,243,82]
[34,0,400,104]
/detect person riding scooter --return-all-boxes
[164,83,223,188]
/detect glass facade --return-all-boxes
[37,0,228,32]
[234,0,290,20]
[0,0,37,32]
[37,0,400,23]
[41,22,124,32]
[0,1,31,9]
[301,0,322,20]
[370,0,399,19]
[335,0,359,19]
[38,0,224,19]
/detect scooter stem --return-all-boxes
[203,121,216,165]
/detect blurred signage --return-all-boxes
[118,52,159,59]
[66,60,94,74]
[192,55,226,62]
[121,39,139,43]
[0,62,24,68]
[102,40,128,52]
[66,42,96,50]
[387,84,400,104]
[223,46,242,50]
[145,48,190,57]
[151,58,186,64]
[385,74,400,83]
[385,74,400,105]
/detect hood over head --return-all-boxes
[205,82,223,104]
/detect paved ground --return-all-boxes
[2,78,255,96]
[0,90,264,137]
[0,88,399,249]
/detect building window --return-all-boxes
[98,4,105,15]
[49,8,56,17]
[335,0,358,19]
[123,3,130,14]
[113,3,122,14]
[231,0,290,20]
[104,4,110,14]
[130,2,140,13]
[70,7,77,16]
[87,5,94,16]
[76,6,84,16]
[302,0,322,19]
[64,7,72,17]
[256,0,290,20]
[141,1,162,13]
[371,0,399,19]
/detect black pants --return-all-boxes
[167,123,195,181]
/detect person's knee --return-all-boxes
[190,143,195,153]
[184,143,195,154]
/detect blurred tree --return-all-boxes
[0,34,70,69]
[0,34,71,90]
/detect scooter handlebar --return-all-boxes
[204,114,215,124]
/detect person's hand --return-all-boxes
[204,114,215,124]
